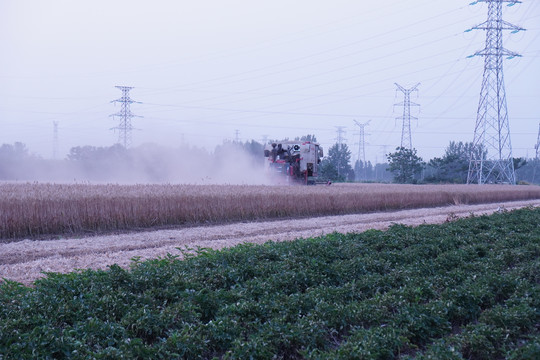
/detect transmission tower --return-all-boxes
[52,121,59,159]
[353,120,370,164]
[334,126,347,178]
[234,129,240,142]
[110,86,142,148]
[535,122,540,160]
[353,120,370,181]
[335,126,346,146]
[466,0,524,185]
[532,122,540,184]
[394,83,420,150]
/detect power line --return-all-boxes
[180,43,469,113]
[156,55,464,131]
[466,0,525,185]
[137,5,471,98]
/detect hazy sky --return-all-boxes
[1,0,539,163]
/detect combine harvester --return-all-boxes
[263,141,325,185]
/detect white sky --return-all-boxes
[1,0,539,163]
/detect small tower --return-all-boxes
[110,86,142,148]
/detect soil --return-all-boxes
[1,199,537,285]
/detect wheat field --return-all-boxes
[1,182,540,240]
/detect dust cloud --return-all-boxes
[0,142,273,185]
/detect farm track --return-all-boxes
[1,199,538,285]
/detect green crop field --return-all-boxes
[1,207,539,359]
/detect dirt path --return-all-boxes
[1,199,538,285]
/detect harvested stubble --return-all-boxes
[1,182,540,240]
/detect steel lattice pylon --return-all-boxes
[353,120,370,180]
[110,86,142,148]
[353,120,370,165]
[394,83,420,150]
[334,126,347,178]
[466,0,524,185]
[535,122,540,160]
[533,122,540,184]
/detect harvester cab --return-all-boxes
[263,141,324,185]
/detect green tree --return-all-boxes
[67,144,127,162]
[0,142,30,159]
[240,140,264,165]
[321,143,353,182]
[518,158,539,184]
[319,159,338,181]
[386,147,425,183]
[354,160,373,181]
[354,160,363,181]
[426,141,486,183]
[0,142,34,179]
[373,162,392,182]
[513,157,527,171]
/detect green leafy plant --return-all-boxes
[1,207,539,358]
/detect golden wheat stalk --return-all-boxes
[1,183,539,239]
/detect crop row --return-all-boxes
[1,207,539,358]
[2,182,540,240]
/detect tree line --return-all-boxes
[317,140,534,185]
[0,139,536,184]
